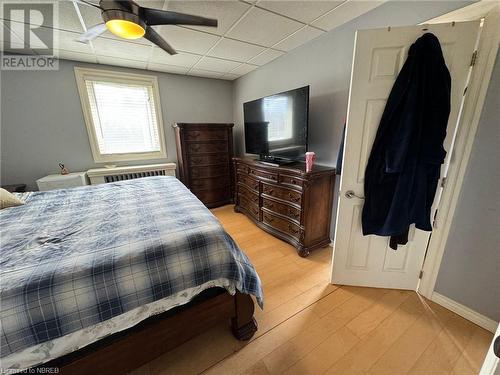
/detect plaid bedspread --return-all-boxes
[0,176,263,360]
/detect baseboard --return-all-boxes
[431,292,498,333]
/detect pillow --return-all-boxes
[0,188,25,209]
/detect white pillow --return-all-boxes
[0,188,25,209]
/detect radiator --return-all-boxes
[87,163,176,185]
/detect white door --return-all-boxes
[480,323,499,375]
[331,21,480,289]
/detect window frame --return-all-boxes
[74,67,167,163]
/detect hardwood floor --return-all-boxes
[131,205,492,375]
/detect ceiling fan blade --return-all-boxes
[141,8,218,27]
[72,0,102,10]
[77,23,107,43]
[144,26,177,55]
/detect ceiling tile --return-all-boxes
[257,1,344,24]
[221,73,241,81]
[248,48,284,65]
[195,56,241,73]
[230,63,258,75]
[147,62,189,75]
[97,55,148,70]
[56,1,84,33]
[92,38,153,60]
[189,68,224,79]
[164,0,251,35]
[149,47,200,67]
[157,25,220,55]
[226,7,303,47]
[56,29,94,53]
[273,26,323,51]
[56,49,97,63]
[208,38,265,62]
[312,0,385,30]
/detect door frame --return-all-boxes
[417,6,500,299]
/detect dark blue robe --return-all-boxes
[361,33,451,249]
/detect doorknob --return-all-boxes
[345,190,365,199]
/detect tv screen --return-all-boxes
[244,86,309,161]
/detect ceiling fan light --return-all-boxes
[106,19,145,40]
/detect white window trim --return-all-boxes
[74,67,167,163]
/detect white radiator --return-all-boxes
[87,163,176,185]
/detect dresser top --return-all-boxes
[234,157,335,177]
[173,123,234,128]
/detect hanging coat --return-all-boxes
[361,33,451,249]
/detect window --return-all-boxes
[75,67,167,162]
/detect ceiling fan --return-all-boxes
[76,0,218,55]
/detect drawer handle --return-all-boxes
[267,188,274,194]
[265,215,274,222]
[288,224,299,234]
[291,179,297,184]
[289,210,299,219]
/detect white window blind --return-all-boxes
[85,80,161,155]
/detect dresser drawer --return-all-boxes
[236,163,249,174]
[188,154,228,167]
[262,211,302,241]
[248,168,278,182]
[190,164,229,179]
[188,142,228,154]
[279,174,303,189]
[237,173,259,191]
[239,195,260,221]
[190,177,230,190]
[262,183,302,206]
[185,129,228,141]
[262,198,301,223]
[237,184,259,205]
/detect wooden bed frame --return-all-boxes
[40,290,257,374]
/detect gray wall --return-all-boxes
[232,0,472,237]
[434,48,500,322]
[1,59,233,190]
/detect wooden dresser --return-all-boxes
[173,123,234,208]
[233,158,336,257]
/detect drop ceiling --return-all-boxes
[0,0,385,80]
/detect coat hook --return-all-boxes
[388,26,391,32]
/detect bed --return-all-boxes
[0,176,263,373]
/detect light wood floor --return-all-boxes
[132,205,492,375]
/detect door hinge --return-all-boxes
[441,176,447,188]
[419,270,424,279]
[470,50,478,67]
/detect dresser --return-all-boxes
[234,158,336,257]
[173,123,234,208]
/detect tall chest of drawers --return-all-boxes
[233,158,336,257]
[173,123,234,208]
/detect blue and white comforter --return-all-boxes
[0,176,263,369]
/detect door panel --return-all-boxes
[332,21,480,290]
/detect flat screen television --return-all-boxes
[244,86,309,163]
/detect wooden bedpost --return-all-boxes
[231,292,257,341]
